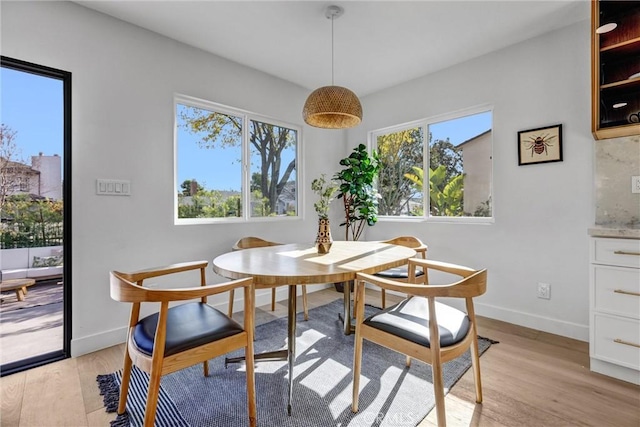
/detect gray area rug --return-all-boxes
[98,299,493,427]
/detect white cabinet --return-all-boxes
[590,237,640,385]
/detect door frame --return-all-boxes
[1,56,72,375]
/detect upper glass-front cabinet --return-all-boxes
[591,0,640,140]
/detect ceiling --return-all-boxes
[76,1,589,97]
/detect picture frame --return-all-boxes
[517,124,563,166]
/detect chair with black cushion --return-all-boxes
[352,259,487,427]
[230,237,309,320]
[376,236,428,308]
[110,260,256,427]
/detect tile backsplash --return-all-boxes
[595,135,640,227]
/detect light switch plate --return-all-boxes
[632,176,640,194]
[97,179,131,196]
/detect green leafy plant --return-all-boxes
[311,174,339,219]
[404,165,464,216]
[334,144,380,241]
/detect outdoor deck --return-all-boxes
[0,279,63,366]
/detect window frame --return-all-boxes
[173,93,302,225]
[370,104,494,224]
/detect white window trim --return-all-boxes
[370,104,494,224]
[173,93,303,225]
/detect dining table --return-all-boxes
[212,240,416,415]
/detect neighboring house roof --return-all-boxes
[457,129,492,148]
[0,157,40,175]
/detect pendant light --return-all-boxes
[303,5,362,129]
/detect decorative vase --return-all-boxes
[315,217,333,254]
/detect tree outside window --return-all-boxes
[373,109,492,220]
[175,96,298,222]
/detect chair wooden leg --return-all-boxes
[432,360,447,427]
[245,342,257,427]
[118,349,133,415]
[352,279,366,413]
[302,285,308,321]
[203,359,209,377]
[143,369,162,427]
[351,333,363,413]
[271,288,276,311]
[406,355,411,367]
[470,333,483,403]
[228,289,235,317]
[381,289,386,309]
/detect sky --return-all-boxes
[2,64,488,193]
[430,110,492,147]
[1,67,64,166]
[176,103,297,193]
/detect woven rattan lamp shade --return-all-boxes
[303,85,362,129]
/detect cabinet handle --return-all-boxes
[614,289,640,297]
[614,338,640,349]
[613,250,640,256]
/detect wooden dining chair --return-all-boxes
[352,259,487,427]
[110,260,257,427]
[230,236,309,320]
[376,236,428,308]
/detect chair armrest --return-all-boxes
[110,273,253,303]
[115,260,208,284]
[407,258,477,278]
[357,268,487,299]
[144,277,253,302]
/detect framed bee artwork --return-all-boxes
[518,124,563,166]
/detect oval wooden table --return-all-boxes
[212,240,416,415]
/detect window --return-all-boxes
[175,95,299,223]
[373,107,492,221]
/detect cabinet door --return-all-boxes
[592,0,640,139]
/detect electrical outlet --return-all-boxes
[632,176,640,194]
[537,282,551,300]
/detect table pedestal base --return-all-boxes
[223,285,297,416]
[338,280,356,335]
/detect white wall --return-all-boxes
[349,19,593,340]
[2,2,594,357]
[2,1,346,356]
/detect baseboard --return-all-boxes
[475,302,589,342]
[71,283,334,357]
[71,326,127,357]
[378,287,589,342]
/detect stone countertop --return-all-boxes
[588,225,640,239]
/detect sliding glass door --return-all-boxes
[0,56,71,375]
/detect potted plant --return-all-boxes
[311,174,339,254]
[331,144,380,293]
[334,143,380,241]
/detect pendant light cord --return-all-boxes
[331,14,335,85]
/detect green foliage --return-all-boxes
[179,107,296,215]
[177,189,242,218]
[334,144,380,241]
[404,165,465,217]
[180,179,204,196]
[311,174,339,219]
[377,127,423,216]
[1,195,63,248]
[429,138,463,183]
[472,199,492,217]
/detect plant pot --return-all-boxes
[315,217,333,254]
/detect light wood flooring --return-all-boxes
[1,288,639,426]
